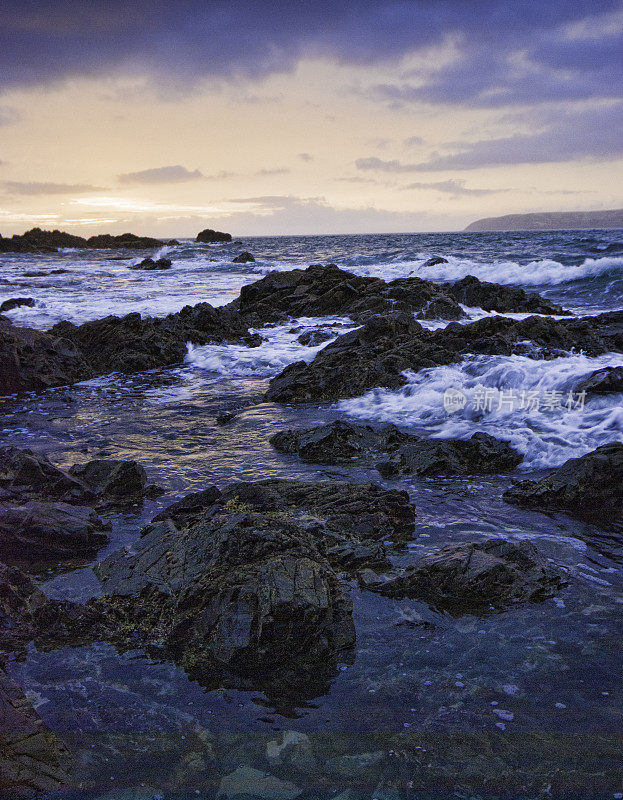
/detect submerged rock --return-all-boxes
[196,228,232,244]
[216,766,301,800]
[129,257,172,270]
[0,501,110,560]
[271,422,522,476]
[359,539,566,612]
[232,251,255,263]
[267,310,623,403]
[574,365,623,396]
[0,298,35,313]
[503,442,623,524]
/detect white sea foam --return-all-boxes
[339,352,623,469]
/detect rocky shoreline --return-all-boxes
[0,234,622,798]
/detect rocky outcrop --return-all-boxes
[442,275,570,315]
[267,310,623,403]
[359,539,566,612]
[0,501,110,560]
[503,443,623,524]
[129,257,172,270]
[271,421,522,476]
[574,365,623,396]
[0,669,70,797]
[0,447,95,505]
[232,251,255,263]
[68,459,157,506]
[0,298,34,313]
[196,228,232,243]
[0,228,164,253]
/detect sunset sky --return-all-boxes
[1,1,622,237]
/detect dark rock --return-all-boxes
[232,251,255,263]
[22,270,69,277]
[297,329,334,346]
[443,275,570,315]
[85,232,164,249]
[359,539,567,612]
[267,310,623,403]
[0,298,35,313]
[0,447,95,505]
[216,411,238,425]
[68,459,148,505]
[243,332,264,347]
[503,443,623,524]
[129,257,172,270]
[574,366,623,396]
[422,256,448,267]
[151,486,222,526]
[0,227,164,253]
[196,228,232,244]
[0,668,70,797]
[0,501,110,560]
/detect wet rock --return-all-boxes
[574,365,623,396]
[196,228,232,244]
[68,459,150,505]
[297,329,333,346]
[129,257,172,270]
[267,310,623,403]
[503,442,623,523]
[0,447,95,504]
[0,315,89,396]
[151,486,222,526]
[377,432,523,477]
[85,233,164,249]
[0,669,70,797]
[243,332,264,347]
[232,251,255,263]
[216,766,301,800]
[0,298,35,313]
[0,501,110,560]
[216,411,238,425]
[421,256,448,267]
[443,275,570,315]
[359,539,566,612]
[266,731,317,774]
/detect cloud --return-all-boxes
[0,1,621,112]
[118,165,204,184]
[298,152,313,162]
[403,136,424,147]
[0,106,19,126]
[255,167,290,175]
[355,157,420,173]
[2,181,107,195]
[413,102,623,169]
[404,179,506,196]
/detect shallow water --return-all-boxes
[1,230,623,798]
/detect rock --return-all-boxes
[0,447,95,504]
[216,766,301,800]
[574,366,623,396]
[129,257,172,270]
[216,411,238,425]
[266,731,317,774]
[377,432,523,477]
[0,501,110,560]
[0,669,70,797]
[85,233,164,249]
[359,539,566,612]
[243,332,264,347]
[421,256,448,267]
[68,459,149,505]
[503,443,623,524]
[267,310,623,403]
[443,275,570,315]
[151,486,222,526]
[0,298,35,313]
[232,251,255,263]
[0,228,164,253]
[297,329,333,346]
[196,228,233,244]
[271,422,522,476]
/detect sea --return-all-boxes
[1,229,622,798]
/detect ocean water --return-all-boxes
[1,230,623,798]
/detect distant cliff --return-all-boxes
[464,209,623,232]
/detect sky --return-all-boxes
[0,0,622,237]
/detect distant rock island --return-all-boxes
[465,209,623,232]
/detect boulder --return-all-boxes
[443,275,570,315]
[503,443,623,523]
[359,539,566,612]
[196,228,232,244]
[0,447,95,505]
[129,257,172,270]
[421,256,448,267]
[68,459,149,505]
[574,365,623,396]
[232,251,255,263]
[297,329,334,346]
[0,501,110,560]
[0,669,70,797]
[0,298,35,313]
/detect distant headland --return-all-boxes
[465,209,623,232]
